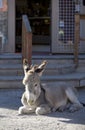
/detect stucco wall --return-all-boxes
[0,0,8,52]
[0,12,8,39]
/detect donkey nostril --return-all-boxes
[28,100,34,105]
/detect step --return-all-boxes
[0,53,76,76]
[76,60,85,72]
[0,63,75,76]
[44,64,76,75]
[0,53,22,64]
[32,57,75,74]
[0,53,22,59]
[32,54,85,60]
[0,64,23,76]
[0,53,85,89]
[32,55,85,73]
[0,72,85,88]
[42,72,85,88]
[0,76,23,88]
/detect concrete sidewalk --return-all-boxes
[0,88,85,130]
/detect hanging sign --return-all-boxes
[0,0,3,8]
[75,4,80,12]
[59,21,64,27]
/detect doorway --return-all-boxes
[15,0,51,53]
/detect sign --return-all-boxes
[59,21,64,27]
[0,0,3,8]
[75,4,80,12]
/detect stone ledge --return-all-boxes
[80,79,85,87]
[45,80,79,88]
[0,72,85,88]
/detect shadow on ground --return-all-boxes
[0,88,23,110]
[0,88,85,125]
[48,108,85,125]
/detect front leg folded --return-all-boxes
[21,92,28,107]
[35,104,51,115]
[18,92,35,115]
[18,106,35,115]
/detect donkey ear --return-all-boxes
[23,59,30,74]
[23,59,28,66]
[34,60,47,76]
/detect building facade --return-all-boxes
[0,0,85,54]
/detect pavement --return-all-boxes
[0,88,85,130]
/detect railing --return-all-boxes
[74,13,80,67]
[74,14,85,67]
[22,15,32,66]
[22,14,80,68]
[80,14,85,45]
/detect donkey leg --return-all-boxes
[36,104,51,115]
[21,92,28,107]
[58,104,69,112]
[18,106,35,115]
[65,87,83,112]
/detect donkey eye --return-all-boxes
[34,83,38,87]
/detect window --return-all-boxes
[83,0,85,6]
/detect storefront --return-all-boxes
[0,0,85,54]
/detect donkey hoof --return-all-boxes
[36,107,44,115]
[69,104,83,112]
[18,106,24,115]
[36,107,51,115]
[58,105,67,112]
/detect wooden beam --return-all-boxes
[74,14,80,67]
[22,15,32,67]
[80,15,85,19]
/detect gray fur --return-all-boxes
[18,59,83,115]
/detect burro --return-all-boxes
[18,59,83,115]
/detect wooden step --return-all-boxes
[0,72,85,88]
[0,64,23,76]
[0,75,23,88]
[0,53,85,88]
[0,53,22,64]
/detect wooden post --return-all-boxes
[74,13,80,67]
[26,32,32,66]
[22,15,32,67]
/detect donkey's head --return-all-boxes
[22,59,47,105]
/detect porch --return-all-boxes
[0,53,85,89]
